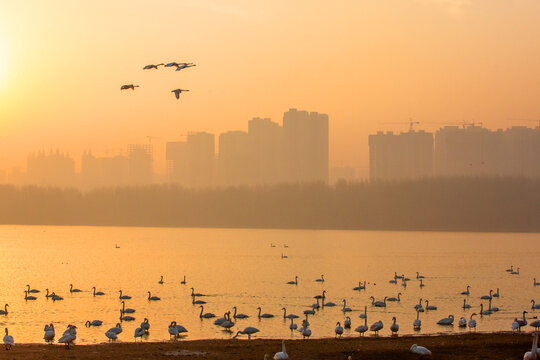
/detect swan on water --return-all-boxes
[44,323,55,344]
[492,288,500,298]
[342,299,353,312]
[190,288,205,297]
[390,317,399,335]
[359,305,367,319]
[344,316,352,329]
[257,307,274,318]
[488,297,499,312]
[282,308,299,319]
[461,285,471,295]
[480,304,491,316]
[532,300,540,310]
[301,325,311,339]
[387,293,401,302]
[45,289,54,298]
[535,278,540,286]
[410,344,431,357]
[281,253,288,259]
[121,300,136,314]
[168,321,179,340]
[437,315,454,325]
[420,279,425,288]
[200,305,216,319]
[334,322,344,338]
[416,272,425,279]
[51,292,64,301]
[425,300,437,311]
[119,290,131,300]
[274,340,288,359]
[414,298,424,312]
[480,290,493,300]
[92,287,105,296]
[85,320,103,327]
[505,265,513,272]
[289,318,297,331]
[511,267,520,275]
[286,276,298,285]
[158,275,164,284]
[353,281,366,290]
[458,317,467,327]
[120,309,135,321]
[181,275,187,285]
[370,296,386,307]
[69,284,82,293]
[468,313,477,331]
[3,328,14,350]
[214,313,228,325]
[192,296,206,305]
[233,327,260,339]
[463,299,471,309]
[26,285,40,293]
[25,290,37,301]
[315,275,325,282]
[147,291,161,301]
[220,313,235,331]
[413,309,421,330]
[233,306,249,319]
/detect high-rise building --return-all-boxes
[282,109,329,183]
[26,150,76,187]
[218,131,250,186]
[166,141,189,186]
[369,130,434,181]
[247,117,283,184]
[127,144,153,185]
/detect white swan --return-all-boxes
[532,300,540,310]
[233,306,249,319]
[370,320,383,336]
[121,301,136,314]
[530,320,540,332]
[390,317,399,335]
[274,340,288,359]
[92,287,105,296]
[344,316,352,329]
[168,321,179,340]
[200,305,216,319]
[523,333,538,360]
[58,325,77,349]
[3,328,14,350]
[463,299,471,309]
[214,314,228,325]
[437,315,454,325]
[85,320,103,327]
[105,330,118,342]
[301,326,311,339]
[233,327,260,339]
[158,275,164,284]
[355,312,368,336]
[425,300,437,311]
[143,63,164,70]
[387,293,401,302]
[69,284,82,293]
[26,284,40,293]
[134,327,145,341]
[458,317,467,327]
[257,307,274,318]
[141,318,150,333]
[147,291,160,301]
[342,299,353,312]
[461,285,471,295]
[220,313,235,331]
[334,322,344,338]
[414,309,421,330]
[44,323,55,344]
[289,318,297,331]
[171,89,190,100]
[106,323,122,336]
[410,344,431,357]
[286,276,298,285]
[282,308,299,319]
[315,275,325,282]
[468,313,477,331]
[25,290,37,300]
[370,296,386,308]
[119,290,131,300]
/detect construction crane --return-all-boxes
[461,121,483,128]
[507,118,540,127]
[381,118,420,131]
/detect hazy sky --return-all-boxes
[0,0,539,175]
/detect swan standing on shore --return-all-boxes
[458,317,467,327]
[355,313,368,336]
[3,328,14,350]
[334,322,344,338]
[233,327,260,339]
[468,313,477,331]
[44,324,55,344]
[370,320,383,336]
[58,325,77,349]
[414,309,421,330]
[390,317,399,335]
[134,327,145,341]
[141,318,150,333]
[274,340,288,359]
[523,333,538,360]
[168,321,179,340]
[410,344,431,357]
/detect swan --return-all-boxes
[311,298,320,310]
[301,325,312,339]
[304,308,316,315]
[281,253,288,259]
[420,279,425,288]
[171,89,190,100]
[220,313,235,331]
[359,305,367,319]
[480,290,493,300]
[437,315,454,325]
[387,293,402,302]
[335,322,344,338]
[414,309,421,330]
[107,323,122,335]
[158,275,164,284]
[463,299,471,309]
[314,290,326,301]
[121,300,136,314]
[353,281,366,290]
[516,311,528,329]
[532,300,540,310]
[24,290,37,300]
[425,300,437,311]
[175,63,196,71]
[192,296,206,305]
[535,278,540,286]
[286,276,298,285]
[370,320,383,336]
[134,326,145,341]
[199,305,216,319]
[175,323,188,335]
[395,272,403,279]
[233,306,249,319]
[488,297,499,312]
[181,275,187,285]
[355,313,368,336]
[530,320,540,332]
[233,327,260,339]
[390,317,399,335]
[511,267,520,275]
[147,291,160,301]
[402,274,411,281]
[26,284,40,293]
[402,280,407,288]
[214,313,228,325]
[480,304,491,316]
[458,317,467,327]
[274,340,288,359]
[461,285,471,295]
[120,84,139,90]
[58,325,76,349]
[416,272,425,279]
[289,318,297,331]
[370,296,386,307]
[105,330,118,342]
[468,313,477,331]
[257,307,274,319]
[168,321,179,340]
[324,299,337,307]
[344,316,352,329]
[69,284,82,293]
[492,288,500,298]
[120,309,135,321]
[44,324,55,344]
[389,276,397,284]
[92,287,105,296]
[51,292,63,301]
[143,63,164,70]
[45,289,54,298]
[513,318,520,333]
[190,288,205,297]
[342,299,353,312]
[119,290,131,300]
[410,344,431,357]
[523,333,538,360]
[282,308,299,319]
[3,328,14,350]
[315,275,325,282]
[505,265,513,272]
[85,320,102,327]
[414,298,424,311]
[141,318,150,333]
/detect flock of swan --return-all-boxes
[120,61,195,99]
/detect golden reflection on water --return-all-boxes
[0,225,539,344]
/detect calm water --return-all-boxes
[0,225,539,344]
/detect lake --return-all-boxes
[0,225,538,344]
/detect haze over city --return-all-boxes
[1,0,540,177]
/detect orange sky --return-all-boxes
[0,0,539,176]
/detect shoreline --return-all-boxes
[1,333,536,359]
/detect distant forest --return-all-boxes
[0,177,538,232]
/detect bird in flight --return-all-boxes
[143,63,164,70]
[165,62,196,69]
[175,63,196,71]
[171,88,190,99]
[120,84,139,90]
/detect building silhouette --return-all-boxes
[26,150,76,187]
[218,131,251,186]
[81,151,129,188]
[330,166,356,184]
[369,130,434,181]
[247,117,284,185]
[127,144,153,185]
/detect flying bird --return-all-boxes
[171,89,190,99]
[120,84,139,90]
[143,63,164,70]
[175,63,196,71]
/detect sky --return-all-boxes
[0,0,539,175]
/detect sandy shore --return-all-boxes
[0,333,535,359]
